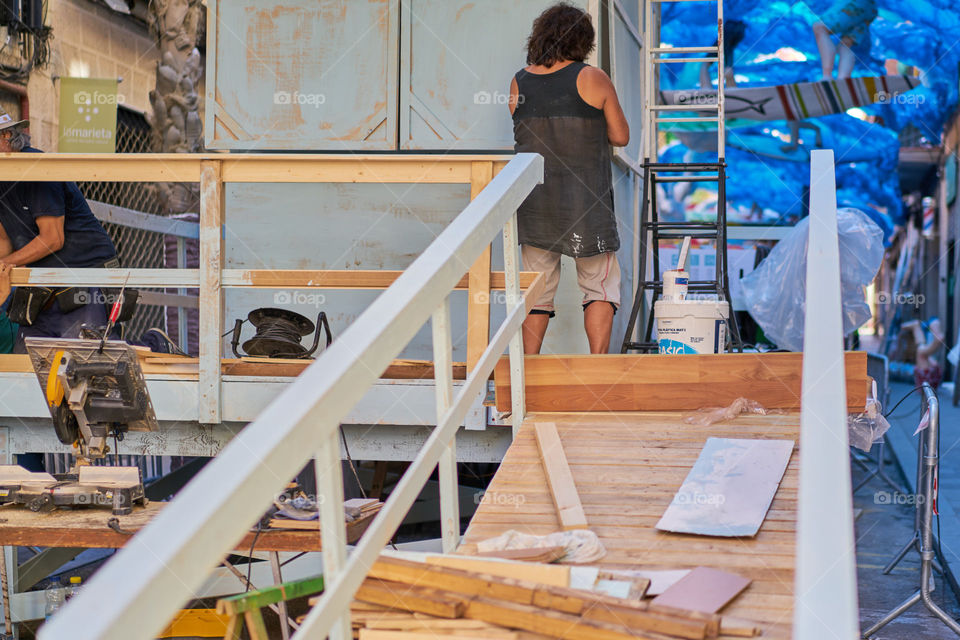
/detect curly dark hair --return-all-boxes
[525,3,595,67]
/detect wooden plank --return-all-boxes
[655,438,794,538]
[198,160,224,424]
[368,557,714,640]
[355,579,467,619]
[652,567,752,615]
[463,596,689,640]
[0,502,365,552]
[359,629,518,640]
[493,352,869,412]
[221,270,538,290]
[12,268,538,290]
[466,161,495,372]
[0,154,514,183]
[534,422,588,530]
[426,556,570,587]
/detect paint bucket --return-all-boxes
[662,269,689,302]
[655,300,729,354]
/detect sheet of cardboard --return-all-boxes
[651,566,751,613]
[656,437,794,537]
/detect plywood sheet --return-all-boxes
[651,566,752,614]
[656,438,795,537]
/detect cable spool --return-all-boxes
[230,308,332,359]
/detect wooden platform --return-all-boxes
[459,411,802,639]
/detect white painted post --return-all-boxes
[432,298,459,552]
[793,149,860,639]
[198,160,223,424]
[315,433,350,640]
[176,236,189,354]
[502,214,526,438]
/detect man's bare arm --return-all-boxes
[0,223,11,259]
[0,216,65,266]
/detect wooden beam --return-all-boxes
[466,161,495,372]
[494,352,869,412]
[198,160,224,424]
[0,154,515,183]
[11,268,539,291]
[367,557,714,640]
[356,579,467,619]
[533,422,588,530]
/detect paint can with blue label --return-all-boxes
[655,300,729,354]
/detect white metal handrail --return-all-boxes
[39,152,544,640]
[794,149,860,637]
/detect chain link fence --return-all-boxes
[76,107,167,341]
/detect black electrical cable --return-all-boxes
[245,520,263,592]
[884,385,926,418]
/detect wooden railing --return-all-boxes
[3,153,520,424]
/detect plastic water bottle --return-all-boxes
[65,576,81,601]
[44,577,64,620]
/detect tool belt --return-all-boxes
[7,257,139,326]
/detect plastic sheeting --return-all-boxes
[657,1,959,228]
[740,207,885,350]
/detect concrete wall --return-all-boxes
[23,0,157,150]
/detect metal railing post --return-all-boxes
[501,213,526,438]
[432,297,460,552]
[176,236,189,354]
[315,432,350,640]
[863,385,960,637]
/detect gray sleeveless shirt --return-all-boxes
[512,62,619,258]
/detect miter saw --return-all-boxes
[0,338,158,515]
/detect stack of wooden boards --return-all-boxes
[311,555,761,640]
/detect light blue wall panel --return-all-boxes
[399,0,587,150]
[206,0,398,150]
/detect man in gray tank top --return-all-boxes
[509,3,629,354]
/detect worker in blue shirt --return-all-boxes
[0,109,121,351]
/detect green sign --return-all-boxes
[58,77,118,153]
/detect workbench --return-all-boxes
[0,502,374,552]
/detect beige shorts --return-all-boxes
[521,245,621,315]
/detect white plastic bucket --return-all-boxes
[655,300,730,354]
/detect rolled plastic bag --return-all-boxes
[740,207,884,351]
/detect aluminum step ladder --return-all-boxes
[621,0,742,353]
